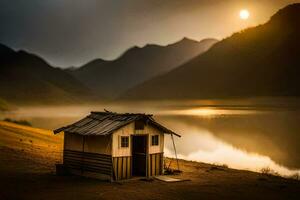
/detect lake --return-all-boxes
[1,98,300,176]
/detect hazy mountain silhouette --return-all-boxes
[69,38,218,99]
[0,44,94,104]
[122,4,300,100]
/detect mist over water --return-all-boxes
[1,98,300,176]
[162,119,300,176]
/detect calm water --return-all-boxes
[1,98,300,176]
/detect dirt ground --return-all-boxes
[0,121,299,200]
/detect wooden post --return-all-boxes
[171,133,180,171]
[63,132,66,165]
[110,135,115,182]
[81,135,86,174]
[146,134,149,179]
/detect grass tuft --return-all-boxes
[3,118,32,127]
[260,167,280,177]
[288,173,300,181]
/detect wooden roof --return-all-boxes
[53,111,180,137]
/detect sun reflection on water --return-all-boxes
[159,107,267,117]
[164,123,300,177]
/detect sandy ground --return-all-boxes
[0,121,299,200]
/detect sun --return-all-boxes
[240,9,250,20]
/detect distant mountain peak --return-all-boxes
[171,37,203,47]
[84,58,108,65]
[168,37,218,49]
[71,58,110,73]
[179,37,198,43]
[143,43,162,49]
[119,45,143,57]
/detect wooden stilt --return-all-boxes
[171,133,179,171]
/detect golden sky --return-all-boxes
[0,0,299,67]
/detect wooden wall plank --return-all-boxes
[159,153,162,175]
[147,154,149,177]
[63,149,112,176]
[113,158,118,180]
[148,154,151,176]
[127,157,131,178]
[151,154,155,176]
[117,157,121,180]
[160,153,163,175]
[123,157,127,179]
[157,153,159,175]
[112,156,132,181]
[111,154,166,180]
[147,153,163,177]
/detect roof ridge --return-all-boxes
[90,111,153,117]
[54,111,180,137]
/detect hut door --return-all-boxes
[132,135,147,176]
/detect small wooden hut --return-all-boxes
[54,111,180,181]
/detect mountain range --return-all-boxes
[1,3,299,105]
[122,4,300,100]
[0,44,94,105]
[0,38,217,104]
[68,38,218,99]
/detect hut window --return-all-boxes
[151,135,159,146]
[120,136,129,148]
[135,120,145,130]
